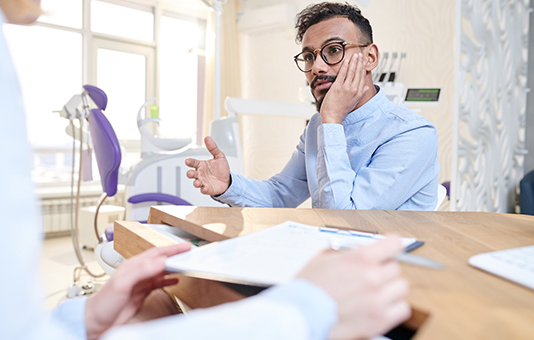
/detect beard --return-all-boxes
[315,94,325,111]
[310,74,336,111]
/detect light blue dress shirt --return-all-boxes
[0,11,337,339]
[215,87,440,210]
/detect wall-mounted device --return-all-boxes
[405,88,441,103]
[374,52,407,105]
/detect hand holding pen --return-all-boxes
[298,236,411,339]
[322,225,445,270]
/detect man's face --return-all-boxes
[301,17,366,110]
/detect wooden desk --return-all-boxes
[114,206,534,340]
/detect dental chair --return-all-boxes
[84,85,192,273]
[435,183,448,211]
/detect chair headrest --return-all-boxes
[83,85,108,111]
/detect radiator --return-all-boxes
[38,195,124,236]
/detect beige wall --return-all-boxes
[238,0,455,203]
[238,24,308,180]
[362,0,455,187]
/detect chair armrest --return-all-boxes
[128,193,192,206]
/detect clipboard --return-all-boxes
[165,221,422,287]
[320,224,424,252]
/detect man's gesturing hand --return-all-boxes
[85,243,191,340]
[320,53,370,124]
[297,236,411,340]
[185,136,231,196]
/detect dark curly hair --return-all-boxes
[295,2,373,45]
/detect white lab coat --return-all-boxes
[0,10,337,340]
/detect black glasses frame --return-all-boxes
[293,41,369,73]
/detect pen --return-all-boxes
[321,224,378,235]
[395,252,445,270]
[320,226,377,238]
[330,242,445,270]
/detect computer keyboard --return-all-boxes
[468,245,534,290]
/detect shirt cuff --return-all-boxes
[211,172,244,205]
[318,123,347,150]
[49,296,88,339]
[260,279,338,340]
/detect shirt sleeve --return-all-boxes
[316,123,439,210]
[213,132,311,208]
[6,297,89,340]
[45,297,88,339]
[100,279,338,340]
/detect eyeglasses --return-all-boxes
[293,41,369,73]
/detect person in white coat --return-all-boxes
[0,1,411,339]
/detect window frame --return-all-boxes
[23,0,208,188]
[88,37,156,148]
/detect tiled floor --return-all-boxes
[41,235,109,310]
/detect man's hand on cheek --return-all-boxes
[320,53,369,124]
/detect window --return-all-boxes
[159,14,205,139]
[4,24,83,184]
[96,45,151,140]
[4,0,208,187]
[38,0,83,29]
[4,25,82,147]
[91,0,154,42]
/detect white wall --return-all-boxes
[238,0,455,201]
[239,22,307,180]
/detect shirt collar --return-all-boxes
[342,85,391,125]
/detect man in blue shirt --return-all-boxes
[1,1,411,339]
[186,2,440,211]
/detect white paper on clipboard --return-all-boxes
[165,221,416,287]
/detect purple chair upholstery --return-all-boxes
[84,84,119,196]
[128,193,192,206]
[85,85,191,241]
[84,84,108,111]
[441,181,450,198]
[88,108,121,197]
